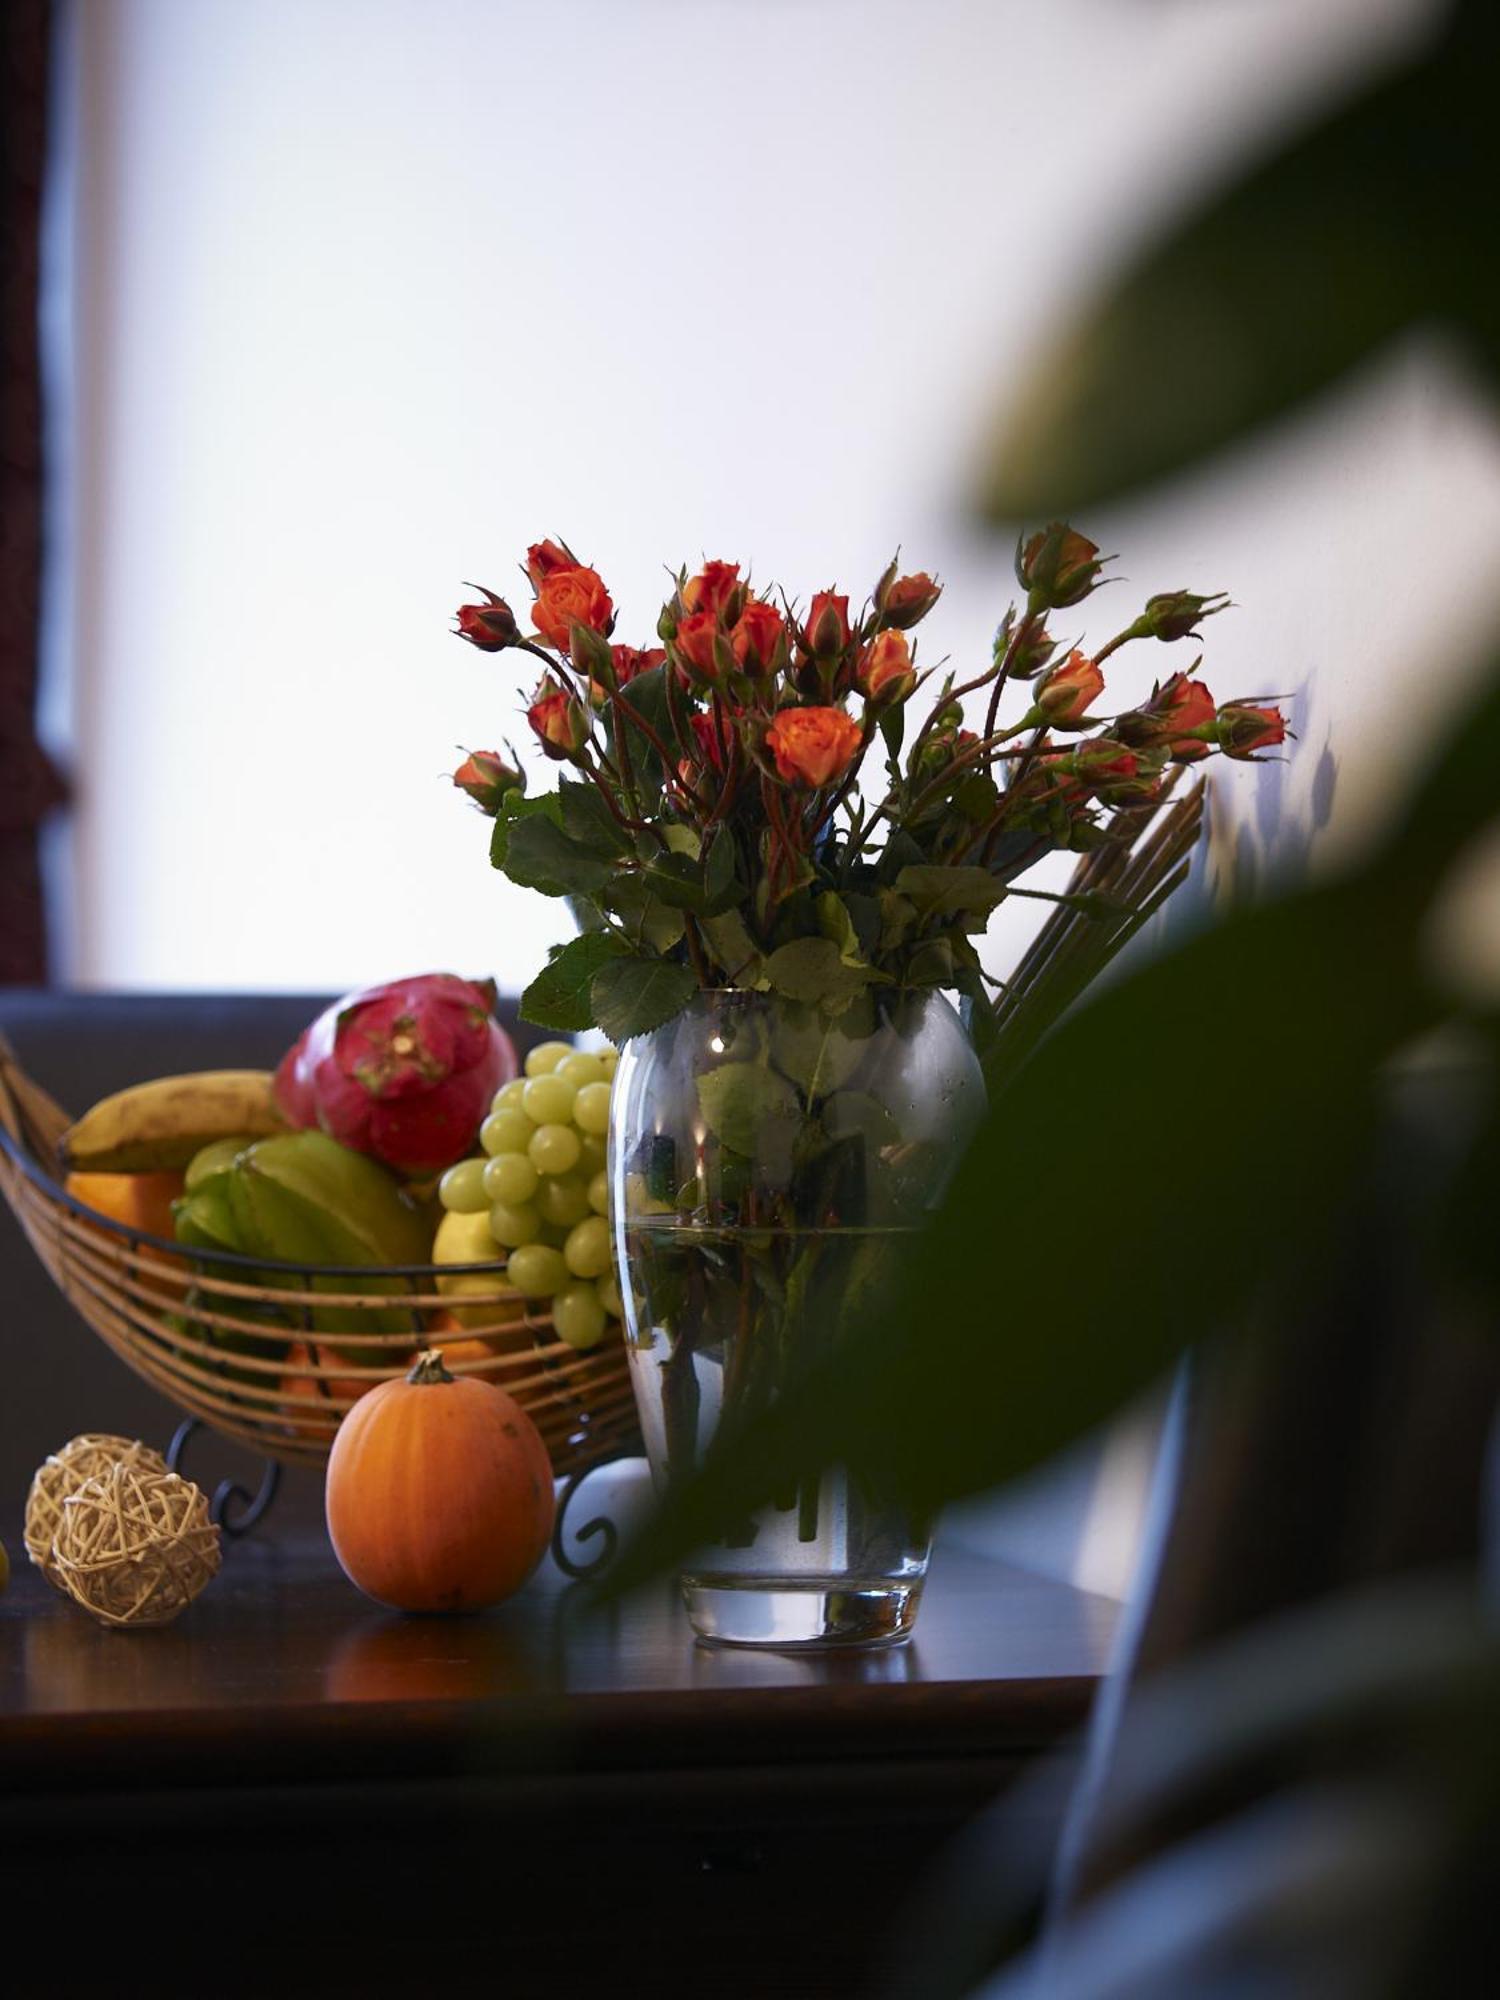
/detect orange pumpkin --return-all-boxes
[324,1349,556,1613]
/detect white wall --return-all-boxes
[56,0,1499,1004]
[51,0,1500,1597]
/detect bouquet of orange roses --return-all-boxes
[451,527,1285,1062]
[447,532,1287,1637]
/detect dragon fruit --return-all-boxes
[273,973,517,1176]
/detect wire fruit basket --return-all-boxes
[0,1039,640,1477]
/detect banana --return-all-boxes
[61,1071,285,1173]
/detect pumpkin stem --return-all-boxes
[407,1348,456,1386]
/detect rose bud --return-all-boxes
[857,628,917,706]
[452,749,524,815]
[609,644,665,688]
[1014,523,1106,611]
[453,591,520,651]
[681,560,742,618]
[766,706,864,788]
[1034,650,1105,729]
[588,641,660,706]
[1114,671,1217,762]
[524,538,579,587]
[878,570,943,630]
[1066,739,1166,804]
[1019,750,1086,809]
[674,711,732,797]
[689,711,729,772]
[1135,589,1230,643]
[730,598,786,678]
[531,564,614,655]
[527,678,590,761]
[1216,702,1288,760]
[805,590,851,660]
[1067,738,1140,791]
[674,609,726,684]
[1010,626,1058,681]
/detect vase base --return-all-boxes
[681,1574,924,1649]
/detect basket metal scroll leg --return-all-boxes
[551,1454,637,1581]
[167,1419,282,1537]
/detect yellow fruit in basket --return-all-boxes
[60,1071,283,1172]
[432,1207,524,1331]
[64,1170,185,1243]
[64,1171,189,1288]
[426,1310,509,1365]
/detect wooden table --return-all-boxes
[0,1499,1115,1999]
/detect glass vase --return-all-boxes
[609,987,984,1648]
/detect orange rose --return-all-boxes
[452,749,522,814]
[730,598,785,677]
[805,590,850,658]
[1216,702,1287,760]
[879,571,941,630]
[856,629,915,705]
[681,560,741,617]
[588,643,666,706]
[610,644,665,686]
[1127,671,1217,762]
[674,610,723,682]
[525,539,577,587]
[766,706,863,788]
[1035,651,1105,728]
[532,565,613,654]
[1015,524,1103,608]
[454,594,519,651]
[527,679,588,760]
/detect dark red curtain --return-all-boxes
[1,1,65,983]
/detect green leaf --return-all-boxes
[877,890,918,952]
[606,876,688,954]
[815,892,865,968]
[589,955,697,1045]
[953,771,1001,824]
[641,850,713,912]
[974,30,1498,517]
[894,865,1008,923]
[558,778,631,858]
[903,938,957,986]
[700,908,763,985]
[763,937,873,1009]
[503,812,615,897]
[879,704,906,763]
[877,831,926,884]
[610,666,673,796]
[489,789,562,871]
[702,828,741,913]
[520,931,629,1032]
[696,1062,801,1161]
[770,1001,872,1097]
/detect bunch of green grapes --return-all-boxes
[435,1041,621,1350]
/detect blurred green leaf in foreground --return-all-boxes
[974,0,1500,521]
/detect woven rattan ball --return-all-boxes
[24,1433,171,1587]
[51,1461,221,1628]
